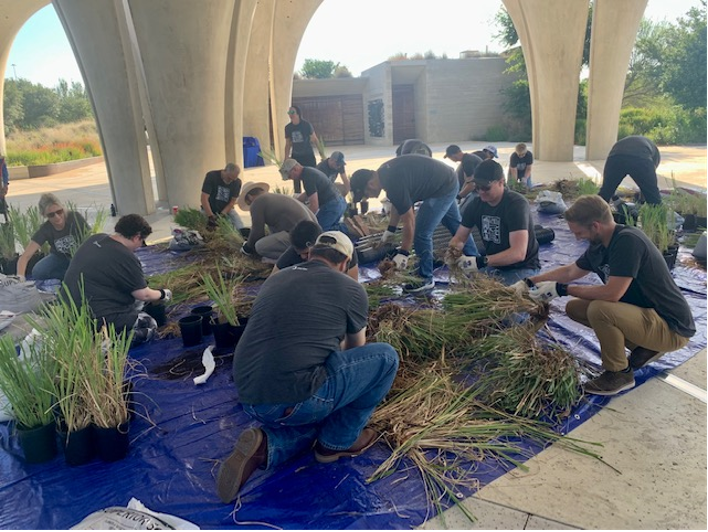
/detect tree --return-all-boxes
[55,79,92,123]
[300,59,339,79]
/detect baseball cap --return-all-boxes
[314,231,353,260]
[483,145,498,158]
[444,144,462,158]
[279,159,299,180]
[350,169,374,203]
[472,159,504,185]
[330,151,346,167]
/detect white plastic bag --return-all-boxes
[0,274,43,314]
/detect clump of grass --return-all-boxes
[200,265,242,326]
[7,204,44,251]
[174,207,208,234]
[639,203,675,252]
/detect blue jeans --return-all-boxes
[482,266,540,286]
[242,342,399,469]
[415,187,478,281]
[30,253,70,280]
[316,196,347,232]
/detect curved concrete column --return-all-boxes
[503,0,588,161]
[0,0,49,155]
[243,0,276,155]
[225,0,258,166]
[54,0,155,216]
[270,0,323,161]
[127,0,235,209]
[585,0,647,160]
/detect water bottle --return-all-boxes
[110,203,116,217]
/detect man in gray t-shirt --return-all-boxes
[216,231,398,504]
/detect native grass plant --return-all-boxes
[549,177,599,200]
[368,363,601,524]
[200,265,242,326]
[639,202,676,253]
[316,135,327,161]
[272,184,293,196]
[665,179,708,219]
[0,334,56,430]
[0,222,16,260]
[8,204,44,251]
[65,201,109,254]
[174,207,208,234]
[258,147,282,168]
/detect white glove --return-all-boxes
[457,255,478,275]
[529,281,560,303]
[392,253,409,270]
[510,280,529,296]
[381,230,396,245]
[161,288,173,302]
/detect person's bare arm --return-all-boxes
[342,328,366,350]
[307,192,320,213]
[487,230,528,267]
[398,208,415,252]
[284,138,293,160]
[201,192,214,217]
[131,286,163,302]
[16,241,41,278]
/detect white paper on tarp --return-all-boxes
[193,345,215,385]
[71,498,200,530]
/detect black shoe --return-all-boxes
[216,428,267,503]
[584,370,635,396]
[629,347,664,370]
[403,278,435,293]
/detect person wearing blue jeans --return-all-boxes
[350,154,478,293]
[446,159,540,286]
[217,231,398,504]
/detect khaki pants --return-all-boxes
[566,299,690,372]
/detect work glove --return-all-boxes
[392,249,410,270]
[457,255,479,274]
[528,281,567,303]
[160,288,173,302]
[241,242,255,256]
[381,226,397,245]
[510,279,530,296]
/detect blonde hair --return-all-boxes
[564,195,612,226]
[38,193,63,216]
[515,143,527,155]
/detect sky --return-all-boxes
[4,0,703,87]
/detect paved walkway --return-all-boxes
[4,144,707,529]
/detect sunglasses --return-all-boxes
[287,110,296,115]
[475,183,493,192]
[46,209,64,218]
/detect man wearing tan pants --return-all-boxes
[514,195,695,396]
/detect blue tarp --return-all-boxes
[1,212,705,529]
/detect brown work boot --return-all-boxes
[216,428,267,503]
[584,370,635,396]
[314,428,378,464]
[629,347,664,370]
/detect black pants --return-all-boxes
[599,154,661,205]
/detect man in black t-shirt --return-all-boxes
[443,144,483,201]
[200,163,244,230]
[284,105,323,194]
[350,154,478,293]
[316,150,350,196]
[447,160,540,285]
[508,143,534,189]
[280,159,347,232]
[216,231,398,503]
[519,195,695,396]
[272,219,359,281]
[599,136,662,205]
[63,214,172,342]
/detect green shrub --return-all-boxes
[484,125,509,142]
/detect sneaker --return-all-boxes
[629,347,664,370]
[314,428,378,464]
[216,428,267,503]
[584,370,635,396]
[403,278,435,293]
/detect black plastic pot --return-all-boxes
[62,424,96,466]
[178,315,203,347]
[25,252,46,277]
[95,421,130,462]
[0,253,19,275]
[17,422,57,464]
[191,305,214,336]
[144,301,167,327]
[682,214,697,232]
[663,244,679,270]
[212,318,249,350]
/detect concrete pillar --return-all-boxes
[243,0,276,157]
[585,0,648,160]
[0,0,49,156]
[53,0,155,216]
[502,0,588,161]
[225,0,258,166]
[127,0,235,209]
[269,0,323,161]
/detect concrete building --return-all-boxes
[0,0,649,215]
[292,56,512,149]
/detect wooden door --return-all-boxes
[392,85,416,144]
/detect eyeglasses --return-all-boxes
[46,209,64,218]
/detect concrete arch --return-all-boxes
[503,0,589,161]
[585,0,648,160]
[0,0,49,156]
